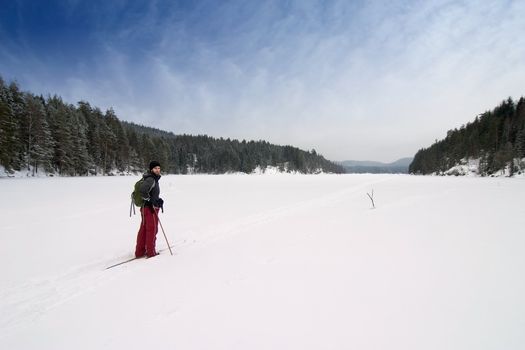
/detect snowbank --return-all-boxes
[437,157,525,178]
[442,158,481,176]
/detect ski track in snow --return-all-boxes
[2,174,524,349]
[185,176,392,247]
[0,176,391,334]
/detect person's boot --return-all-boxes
[146,252,159,258]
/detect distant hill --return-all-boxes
[409,97,525,176]
[340,158,413,174]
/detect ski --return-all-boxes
[105,245,176,270]
[105,256,141,270]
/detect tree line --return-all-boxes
[409,97,525,175]
[0,76,344,176]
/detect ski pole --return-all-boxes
[129,198,136,217]
[153,209,173,256]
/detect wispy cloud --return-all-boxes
[1,0,524,161]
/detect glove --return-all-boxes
[156,198,164,213]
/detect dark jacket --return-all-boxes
[140,172,161,206]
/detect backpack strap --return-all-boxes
[141,174,156,201]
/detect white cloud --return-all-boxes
[4,0,525,162]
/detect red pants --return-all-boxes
[135,207,159,258]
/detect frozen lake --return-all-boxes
[1,174,524,349]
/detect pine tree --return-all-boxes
[0,78,19,171]
[69,108,92,175]
[46,96,75,175]
[25,95,54,175]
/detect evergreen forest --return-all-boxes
[409,97,525,175]
[0,76,344,176]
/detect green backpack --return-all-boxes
[131,178,145,208]
[130,175,156,216]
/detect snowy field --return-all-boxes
[1,174,524,349]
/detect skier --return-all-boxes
[135,161,164,258]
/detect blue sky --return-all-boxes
[1,0,525,162]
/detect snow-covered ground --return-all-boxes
[1,174,524,349]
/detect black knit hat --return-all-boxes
[149,160,161,170]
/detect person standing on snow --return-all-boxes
[135,161,164,258]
